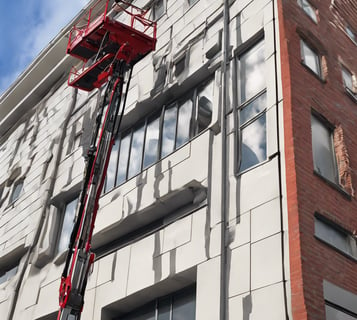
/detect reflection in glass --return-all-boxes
[301,41,320,76]
[240,114,266,172]
[161,106,177,157]
[105,140,119,192]
[128,125,145,179]
[342,67,353,91]
[58,198,78,253]
[240,41,265,103]
[197,80,213,133]
[311,115,338,183]
[10,180,23,203]
[143,117,160,168]
[116,134,131,185]
[240,92,266,125]
[172,290,196,320]
[176,99,193,148]
[158,297,171,320]
[121,302,156,320]
[299,0,317,23]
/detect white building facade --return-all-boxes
[0,0,290,319]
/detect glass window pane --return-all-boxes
[240,114,267,172]
[128,125,145,179]
[240,92,266,125]
[315,218,352,256]
[240,41,265,103]
[105,139,119,192]
[325,304,357,320]
[346,26,356,43]
[58,198,78,253]
[311,116,338,183]
[0,265,18,284]
[121,302,155,320]
[116,134,131,185]
[161,106,177,158]
[153,0,164,20]
[158,297,171,320]
[342,67,353,90]
[197,80,213,133]
[143,117,160,168]
[301,41,320,75]
[10,180,23,203]
[172,290,196,320]
[176,99,193,148]
[299,0,317,23]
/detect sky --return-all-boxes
[0,0,91,95]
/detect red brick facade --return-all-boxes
[278,0,357,319]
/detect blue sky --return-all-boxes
[0,0,90,95]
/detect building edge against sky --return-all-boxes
[0,0,356,319]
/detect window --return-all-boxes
[346,25,357,45]
[237,39,267,172]
[188,0,199,6]
[297,0,318,23]
[311,114,338,183]
[0,265,18,285]
[301,40,321,77]
[57,197,78,253]
[117,286,196,320]
[326,304,357,319]
[103,78,213,193]
[341,66,356,99]
[314,214,357,259]
[9,179,24,204]
[153,0,165,20]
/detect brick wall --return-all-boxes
[278,0,357,319]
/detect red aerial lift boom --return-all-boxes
[57,1,156,319]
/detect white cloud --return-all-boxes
[1,0,91,94]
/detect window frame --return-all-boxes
[116,285,196,320]
[297,0,318,23]
[300,39,322,78]
[314,213,357,261]
[152,0,165,21]
[103,78,214,193]
[0,264,18,285]
[9,179,24,205]
[311,112,339,185]
[56,196,79,254]
[345,25,357,45]
[341,66,357,101]
[235,37,268,174]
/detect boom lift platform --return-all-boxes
[57,1,156,319]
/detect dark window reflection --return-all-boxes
[128,125,145,179]
[158,297,171,320]
[121,302,156,320]
[172,289,196,320]
[161,106,177,157]
[143,117,160,168]
[117,287,195,320]
[176,99,193,148]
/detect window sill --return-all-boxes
[345,87,357,103]
[313,170,352,200]
[301,61,326,83]
[54,250,68,265]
